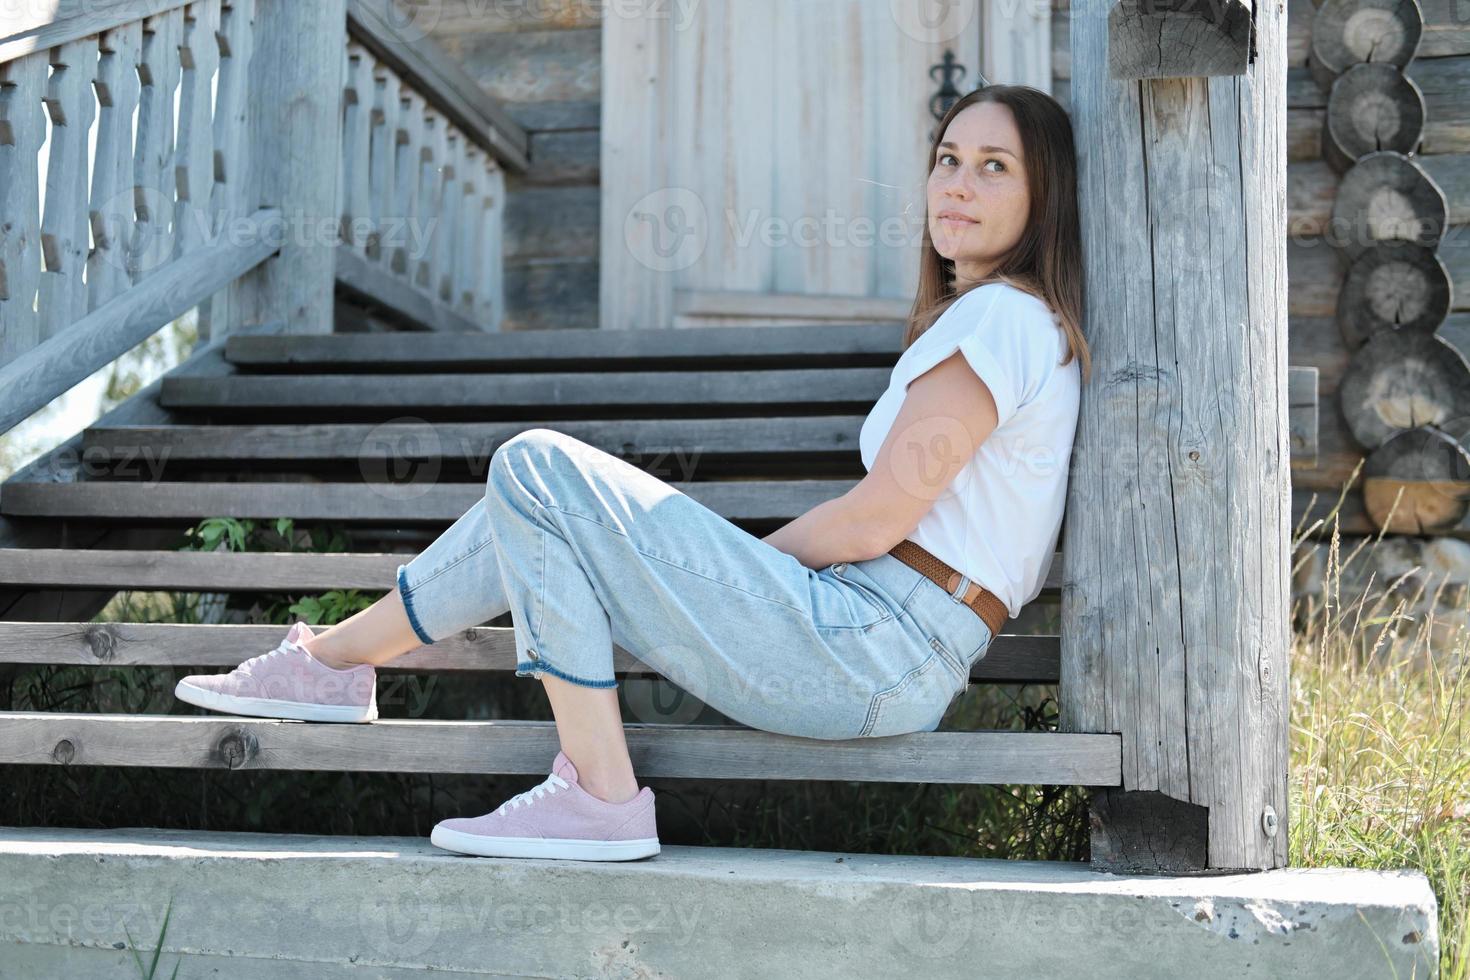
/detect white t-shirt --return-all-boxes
[858,282,1081,619]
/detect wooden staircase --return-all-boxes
[0,321,1121,787]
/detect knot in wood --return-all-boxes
[84,624,119,663]
[52,739,75,764]
[217,730,258,769]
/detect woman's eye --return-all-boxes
[938,153,1004,173]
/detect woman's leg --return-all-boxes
[292,459,643,804]
[298,587,422,668]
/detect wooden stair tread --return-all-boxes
[2,480,860,524]
[0,548,1066,593]
[157,369,890,412]
[0,712,1122,785]
[222,323,907,371]
[79,417,866,460]
[0,622,1062,684]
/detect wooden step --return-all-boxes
[78,417,864,464]
[0,621,1062,684]
[223,322,906,372]
[3,480,853,524]
[157,369,889,415]
[0,712,1122,784]
[0,549,1066,594]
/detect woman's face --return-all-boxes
[926,101,1030,286]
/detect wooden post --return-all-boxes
[226,0,347,334]
[1061,0,1291,871]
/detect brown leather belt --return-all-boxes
[888,538,1008,637]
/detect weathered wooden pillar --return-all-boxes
[1061,0,1292,872]
[226,0,347,335]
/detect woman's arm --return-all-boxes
[761,349,1001,569]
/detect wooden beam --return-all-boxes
[0,713,1123,785]
[0,0,190,64]
[334,246,489,334]
[1069,0,1291,870]
[225,0,346,336]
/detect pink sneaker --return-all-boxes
[174,621,378,723]
[430,750,660,861]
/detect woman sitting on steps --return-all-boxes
[173,84,1091,863]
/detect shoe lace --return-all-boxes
[237,639,298,675]
[498,772,571,812]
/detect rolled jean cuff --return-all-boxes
[514,657,618,689]
[397,563,437,646]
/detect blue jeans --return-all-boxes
[395,428,996,740]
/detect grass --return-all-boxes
[1288,534,1468,976]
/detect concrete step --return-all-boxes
[0,826,1439,979]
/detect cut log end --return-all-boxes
[1309,0,1423,91]
[1336,241,1451,348]
[1107,0,1254,79]
[1323,62,1425,172]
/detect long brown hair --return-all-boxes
[906,85,1090,384]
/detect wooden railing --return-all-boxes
[0,0,527,436]
[336,0,524,334]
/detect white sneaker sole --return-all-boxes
[174,679,377,723]
[429,824,660,861]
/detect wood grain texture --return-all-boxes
[0,712,1122,784]
[0,51,48,366]
[1065,0,1291,870]
[1107,0,1253,79]
[0,0,189,65]
[0,621,1064,685]
[225,0,346,335]
[0,545,1066,594]
[37,35,99,339]
[0,208,279,434]
[85,20,143,311]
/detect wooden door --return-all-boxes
[599,0,1050,330]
